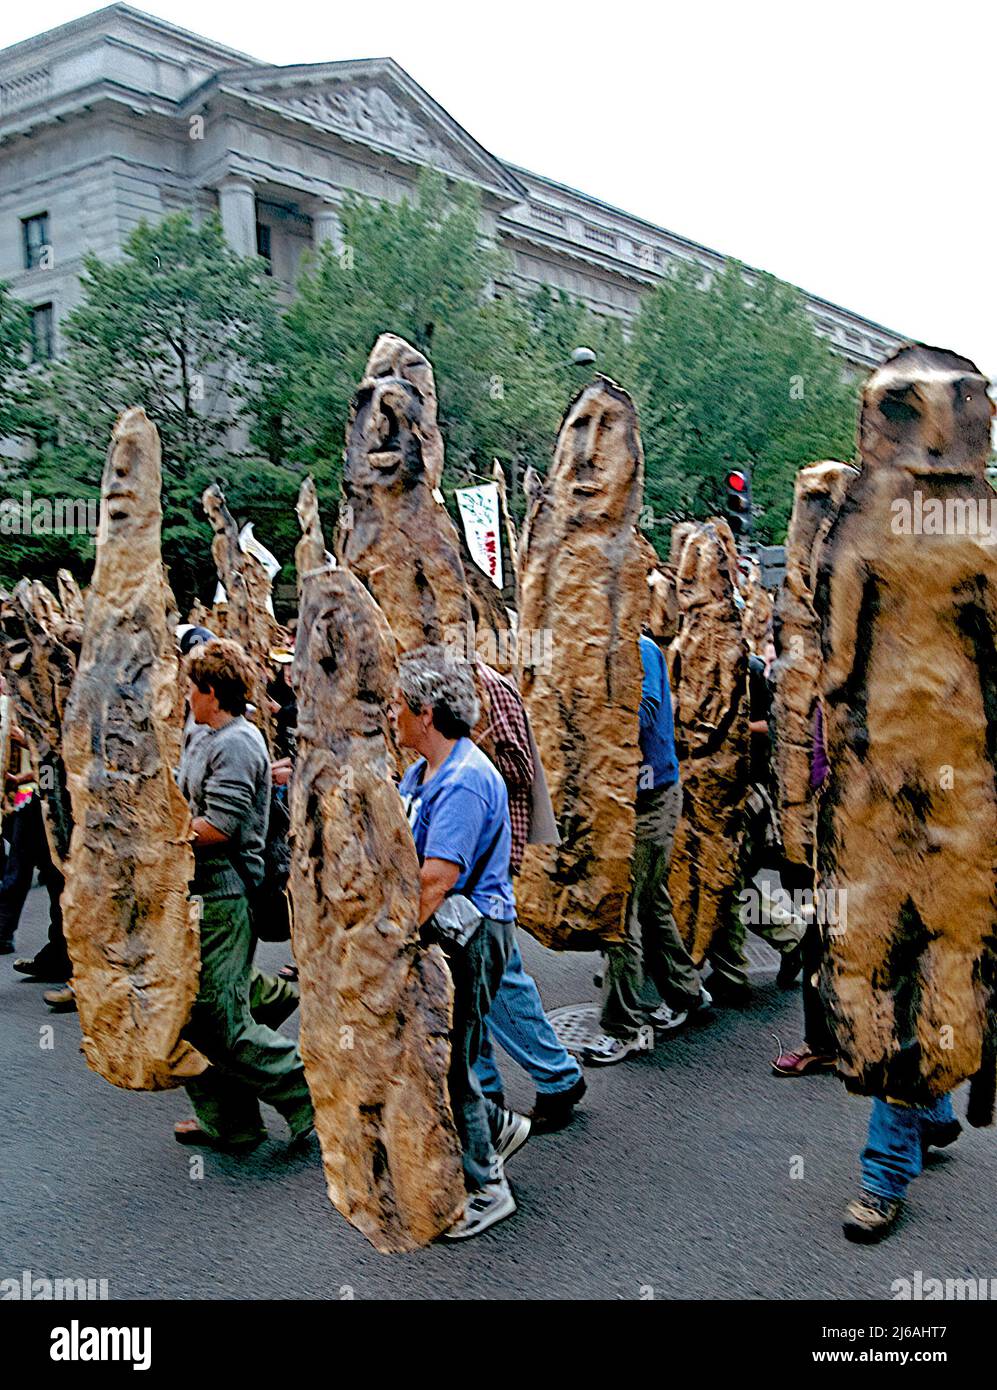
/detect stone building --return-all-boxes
[0,3,905,371]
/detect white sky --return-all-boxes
[4,0,996,376]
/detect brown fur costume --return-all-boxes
[667,520,750,963]
[516,376,645,950]
[815,344,997,1116]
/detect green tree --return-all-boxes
[24,213,285,605]
[0,282,34,446]
[629,259,859,545]
[278,171,624,517]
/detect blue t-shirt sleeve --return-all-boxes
[422,784,489,873]
[639,636,665,735]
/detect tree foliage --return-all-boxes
[13,214,286,605]
[629,259,859,544]
[1,178,864,603]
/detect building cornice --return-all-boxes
[511,162,908,345]
[0,4,260,72]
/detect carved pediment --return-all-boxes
[212,61,526,197]
[280,84,465,173]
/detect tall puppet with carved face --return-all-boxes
[61,408,203,1091]
[815,344,997,1119]
[516,376,645,951]
[666,519,750,964]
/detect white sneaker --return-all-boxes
[649,1001,688,1031]
[583,1023,654,1066]
[650,984,711,1032]
[442,1174,516,1240]
[493,1108,531,1164]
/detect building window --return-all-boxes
[584,223,616,249]
[530,203,565,229]
[256,222,272,274]
[29,303,54,362]
[22,212,50,270]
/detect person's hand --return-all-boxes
[271,757,292,787]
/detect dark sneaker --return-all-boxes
[13,955,72,981]
[776,941,805,989]
[442,1173,516,1240]
[173,1121,266,1154]
[922,1118,962,1159]
[493,1108,531,1163]
[0,938,14,955]
[530,1074,586,1133]
[705,974,751,1008]
[583,1024,654,1066]
[843,1190,902,1243]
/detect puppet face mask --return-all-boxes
[345,377,426,491]
[558,383,640,523]
[861,348,994,479]
[101,413,159,539]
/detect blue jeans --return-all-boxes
[860,1093,955,1201]
[474,939,583,1098]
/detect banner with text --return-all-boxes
[455,484,503,590]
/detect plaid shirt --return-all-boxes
[475,662,534,874]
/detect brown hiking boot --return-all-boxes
[842,1190,902,1243]
[43,984,77,1013]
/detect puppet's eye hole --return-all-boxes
[880,393,919,424]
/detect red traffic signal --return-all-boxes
[724,467,752,538]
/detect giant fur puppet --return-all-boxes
[289,478,464,1252]
[815,344,997,1119]
[61,408,204,1090]
[771,461,856,871]
[667,519,750,963]
[516,376,645,950]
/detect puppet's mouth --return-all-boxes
[367,449,402,472]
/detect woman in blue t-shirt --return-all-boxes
[391,644,529,1241]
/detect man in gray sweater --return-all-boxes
[175,639,313,1152]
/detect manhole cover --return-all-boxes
[547,1003,600,1053]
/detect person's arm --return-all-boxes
[191,817,231,847]
[476,672,534,789]
[418,858,461,925]
[418,783,490,921]
[192,742,261,853]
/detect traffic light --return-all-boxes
[724,467,752,539]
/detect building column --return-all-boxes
[311,198,344,255]
[217,177,257,258]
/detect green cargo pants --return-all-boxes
[600,779,701,1040]
[183,895,313,1145]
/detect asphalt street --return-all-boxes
[3,885,994,1301]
